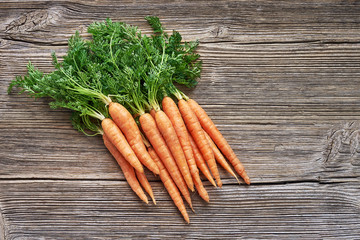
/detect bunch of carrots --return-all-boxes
[8,17,250,223]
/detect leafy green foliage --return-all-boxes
[8,16,202,135]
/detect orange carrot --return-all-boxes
[150,108,156,119]
[139,113,193,209]
[109,102,159,175]
[135,170,156,205]
[162,96,209,202]
[103,134,148,204]
[101,118,144,173]
[188,132,216,187]
[155,110,194,192]
[148,147,190,223]
[178,99,222,187]
[204,130,239,183]
[187,99,250,184]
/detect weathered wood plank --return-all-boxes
[0,180,359,239]
[1,41,360,183]
[1,0,360,239]
[1,1,360,45]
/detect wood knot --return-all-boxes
[209,26,229,38]
[6,8,58,33]
[4,7,63,44]
[321,122,360,165]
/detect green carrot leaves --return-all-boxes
[8,16,202,133]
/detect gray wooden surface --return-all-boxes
[1,0,360,239]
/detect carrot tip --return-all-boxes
[151,197,157,205]
[210,180,217,187]
[242,173,251,185]
[216,180,223,188]
[234,175,241,184]
[202,195,210,203]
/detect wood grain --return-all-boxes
[1,180,359,239]
[1,0,360,239]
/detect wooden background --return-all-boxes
[1,0,360,239]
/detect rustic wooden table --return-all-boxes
[1,1,360,239]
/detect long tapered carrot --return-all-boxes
[178,99,222,187]
[188,132,216,187]
[101,118,144,173]
[187,99,250,184]
[109,102,159,175]
[162,96,209,202]
[148,147,190,223]
[139,113,193,209]
[155,110,194,192]
[135,170,156,205]
[204,130,239,183]
[103,134,148,204]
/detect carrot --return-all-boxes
[204,130,239,183]
[154,110,194,192]
[103,134,148,204]
[101,118,144,173]
[178,99,222,187]
[150,108,156,119]
[139,113,193,209]
[188,132,216,187]
[135,170,156,205]
[148,147,190,223]
[162,96,209,202]
[187,99,250,184]
[109,102,159,175]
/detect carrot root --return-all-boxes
[187,99,250,184]
[136,170,156,205]
[204,130,240,184]
[101,118,144,173]
[140,113,193,209]
[148,147,190,223]
[103,134,148,204]
[155,109,194,192]
[178,99,222,187]
[109,102,159,175]
[188,132,217,187]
